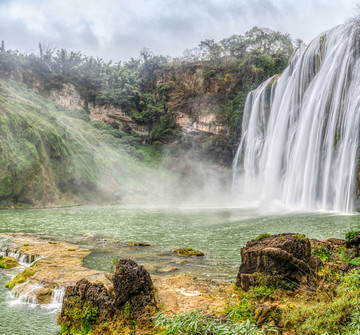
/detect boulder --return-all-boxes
[62,279,113,316]
[112,259,156,314]
[60,259,156,332]
[236,233,312,290]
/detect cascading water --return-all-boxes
[233,20,360,213]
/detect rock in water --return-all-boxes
[236,233,311,290]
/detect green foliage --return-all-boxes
[282,269,360,334]
[225,299,254,320]
[153,309,278,335]
[312,248,333,261]
[254,233,271,241]
[61,297,98,335]
[346,231,358,245]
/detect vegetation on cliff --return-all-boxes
[0,79,171,207]
[0,27,298,206]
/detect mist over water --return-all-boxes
[233,19,360,213]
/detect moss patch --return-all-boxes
[172,248,205,257]
[254,233,271,241]
[0,256,19,269]
[5,267,38,290]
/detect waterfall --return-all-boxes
[233,21,360,213]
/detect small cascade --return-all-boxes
[46,286,66,311]
[10,283,43,306]
[233,20,360,213]
[0,249,40,266]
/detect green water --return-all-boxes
[1,204,360,334]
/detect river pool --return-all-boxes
[1,204,359,334]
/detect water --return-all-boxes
[233,21,360,213]
[0,204,360,334]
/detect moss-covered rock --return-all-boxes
[128,241,151,246]
[172,248,205,257]
[0,255,19,269]
[6,267,38,290]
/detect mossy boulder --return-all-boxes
[236,233,312,290]
[172,248,205,257]
[0,255,19,269]
[60,259,157,334]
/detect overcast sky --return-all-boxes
[0,0,357,62]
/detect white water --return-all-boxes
[0,249,40,266]
[233,21,360,213]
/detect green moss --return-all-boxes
[0,256,19,269]
[254,233,271,241]
[312,248,333,261]
[172,248,205,257]
[293,233,307,242]
[61,297,98,335]
[6,267,37,290]
[346,231,358,245]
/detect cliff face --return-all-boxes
[154,64,236,136]
[48,64,236,168]
[48,84,148,137]
[48,65,231,139]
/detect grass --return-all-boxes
[153,309,278,335]
[0,79,175,207]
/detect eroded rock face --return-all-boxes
[62,279,113,316]
[112,259,156,313]
[61,259,156,327]
[236,233,312,290]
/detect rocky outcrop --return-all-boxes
[60,259,156,334]
[1,233,109,304]
[49,83,83,110]
[236,233,312,290]
[88,103,148,136]
[154,64,235,136]
[112,259,156,314]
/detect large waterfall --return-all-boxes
[232,21,360,213]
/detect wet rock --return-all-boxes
[236,233,312,290]
[310,238,346,253]
[0,256,19,269]
[172,248,205,257]
[128,241,151,246]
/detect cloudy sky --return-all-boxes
[0,0,357,61]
